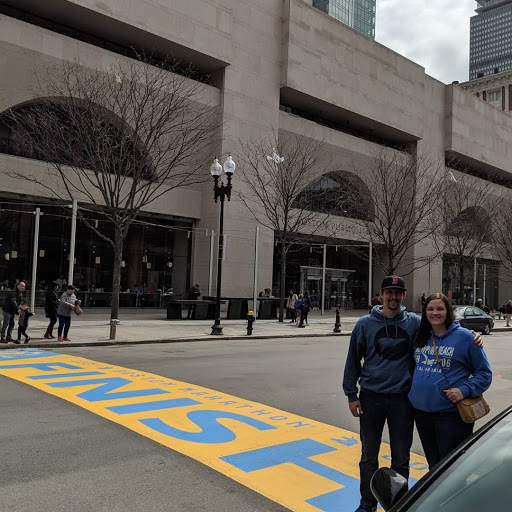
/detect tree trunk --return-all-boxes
[109,228,123,339]
[278,238,287,322]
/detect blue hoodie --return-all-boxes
[408,321,492,413]
[343,306,421,401]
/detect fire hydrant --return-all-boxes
[246,310,255,335]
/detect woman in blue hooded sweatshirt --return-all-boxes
[408,293,492,469]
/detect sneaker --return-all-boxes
[24,336,30,344]
[58,336,63,341]
[13,339,21,344]
[63,337,71,342]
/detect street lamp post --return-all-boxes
[210,154,235,335]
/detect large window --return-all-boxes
[0,198,192,305]
[293,171,374,221]
[0,102,154,179]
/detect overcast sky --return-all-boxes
[375,1,477,84]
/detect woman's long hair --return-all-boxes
[415,293,456,348]
[47,281,59,293]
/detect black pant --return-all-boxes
[414,408,474,469]
[47,311,57,330]
[1,311,15,340]
[187,303,197,319]
[17,325,29,341]
[358,391,414,509]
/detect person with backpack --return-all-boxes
[301,291,313,326]
[294,294,303,326]
[1,280,25,343]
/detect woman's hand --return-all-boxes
[71,304,76,309]
[444,388,464,403]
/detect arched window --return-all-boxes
[293,170,374,221]
[447,206,490,241]
[0,100,153,179]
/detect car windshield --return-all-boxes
[405,414,512,511]
[453,308,465,319]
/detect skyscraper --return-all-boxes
[313,0,376,39]
[470,0,512,79]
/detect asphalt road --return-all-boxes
[2,332,510,511]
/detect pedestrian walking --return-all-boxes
[186,283,200,319]
[409,293,492,468]
[505,300,512,326]
[15,301,33,344]
[342,276,482,512]
[57,285,78,341]
[286,289,298,323]
[420,292,426,309]
[1,280,25,343]
[301,291,312,325]
[44,281,60,339]
[294,294,303,326]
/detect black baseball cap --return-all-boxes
[381,275,406,291]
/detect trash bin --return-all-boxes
[227,299,243,319]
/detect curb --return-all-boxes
[0,331,352,349]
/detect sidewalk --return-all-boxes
[1,308,510,349]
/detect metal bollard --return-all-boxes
[110,318,121,340]
[246,310,255,335]
[333,305,341,333]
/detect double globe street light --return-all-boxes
[210,154,235,335]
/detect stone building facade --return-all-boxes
[1,0,512,311]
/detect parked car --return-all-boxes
[453,306,494,334]
[371,405,512,511]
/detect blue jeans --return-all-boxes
[57,315,72,338]
[414,408,474,469]
[358,391,414,509]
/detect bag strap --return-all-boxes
[431,336,452,389]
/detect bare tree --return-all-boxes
[434,171,496,304]
[342,147,445,276]
[491,194,512,282]
[3,54,220,337]
[235,132,330,322]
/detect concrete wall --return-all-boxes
[445,85,512,175]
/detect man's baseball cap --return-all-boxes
[381,275,406,291]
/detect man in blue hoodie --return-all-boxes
[344,277,482,512]
[343,275,417,512]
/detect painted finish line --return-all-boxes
[0,349,427,512]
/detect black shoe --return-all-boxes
[0,338,6,344]
[24,337,30,344]
[6,337,12,343]
[13,340,21,344]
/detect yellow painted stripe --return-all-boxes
[0,349,427,512]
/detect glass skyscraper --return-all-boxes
[313,0,376,39]
[470,0,512,79]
